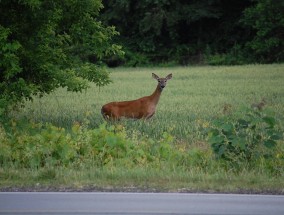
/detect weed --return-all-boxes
[207,107,283,171]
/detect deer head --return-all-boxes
[152,73,172,90]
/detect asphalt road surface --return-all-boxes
[0,192,284,215]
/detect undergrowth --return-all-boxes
[0,107,283,192]
[207,108,283,172]
[0,119,207,172]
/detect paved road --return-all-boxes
[0,192,283,215]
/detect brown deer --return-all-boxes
[101,73,172,120]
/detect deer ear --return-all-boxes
[152,73,159,80]
[166,73,172,80]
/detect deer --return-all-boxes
[101,73,172,120]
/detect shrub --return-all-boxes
[207,108,283,163]
[124,50,149,67]
[0,120,184,169]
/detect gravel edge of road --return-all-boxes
[1,185,283,195]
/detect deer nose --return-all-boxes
[161,85,165,88]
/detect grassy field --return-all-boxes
[16,64,284,141]
[2,64,284,193]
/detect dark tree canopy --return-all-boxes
[0,0,123,114]
[101,0,284,66]
[241,0,284,63]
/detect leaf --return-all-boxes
[237,119,249,129]
[208,135,224,145]
[231,137,246,150]
[208,128,219,137]
[262,116,276,128]
[105,136,117,147]
[264,139,277,149]
[218,145,225,157]
[221,123,234,135]
[255,134,262,141]
[271,133,283,141]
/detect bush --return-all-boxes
[0,120,186,169]
[207,108,283,162]
[1,111,282,176]
[206,45,249,65]
[123,50,149,67]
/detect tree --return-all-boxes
[101,0,252,65]
[0,0,123,115]
[241,0,284,63]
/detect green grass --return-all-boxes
[2,64,284,193]
[1,164,283,193]
[15,64,284,141]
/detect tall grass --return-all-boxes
[2,64,284,192]
[15,64,284,142]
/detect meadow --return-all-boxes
[16,64,284,141]
[1,64,284,193]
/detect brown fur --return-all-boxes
[101,73,172,120]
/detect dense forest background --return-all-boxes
[101,0,284,66]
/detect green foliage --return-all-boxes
[101,0,284,65]
[13,65,284,143]
[0,25,34,115]
[1,65,284,191]
[0,120,187,169]
[241,0,284,63]
[206,54,227,66]
[3,65,284,176]
[101,0,243,65]
[208,108,283,163]
[123,50,149,67]
[1,111,283,178]
[0,0,123,114]
[205,45,249,65]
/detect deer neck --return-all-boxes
[149,84,163,105]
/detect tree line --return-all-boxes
[101,0,284,66]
